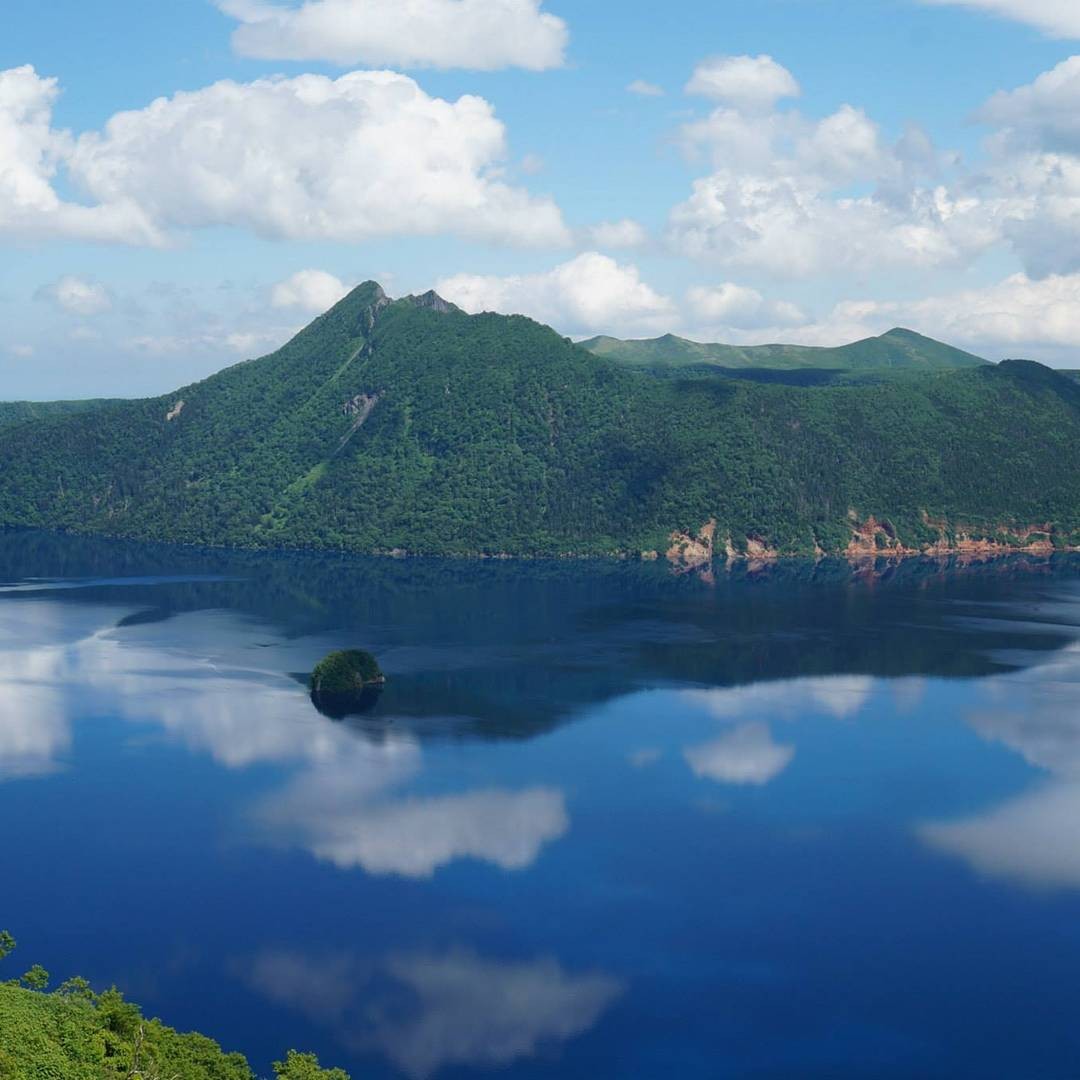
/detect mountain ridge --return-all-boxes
[579,326,988,372]
[0,282,1078,563]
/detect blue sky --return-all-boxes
[4,0,1080,397]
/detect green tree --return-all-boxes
[56,975,94,1000]
[273,1050,351,1080]
[20,965,49,991]
[95,986,142,1040]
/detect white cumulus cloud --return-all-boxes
[688,282,805,329]
[920,0,1080,38]
[790,270,1080,358]
[0,66,159,245]
[216,0,568,70]
[437,252,676,337]
[271,269,350,314]
[36,275,112,316]
[685,54,800,111]
[0,66,570,249]
[668,84,977,277]
[668,51,1080,285]
[68,70,570,246]
[978,55,1080,149]
[978,63,1080,277]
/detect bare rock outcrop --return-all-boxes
[667,519,717,569]
[405,290,459,315]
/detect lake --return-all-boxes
[3,530,1080,1079]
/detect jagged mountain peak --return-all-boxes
[292,280,392,344]
[335,280,388,310]
[401,289,461,315]
[317,279,388,319]
[314,282,461,332]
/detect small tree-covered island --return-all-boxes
[309,649,386,718]
[311,650,385,695]
[1,283,1079,564]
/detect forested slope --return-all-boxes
[0,283,1077,559]
[0,932,347,1079]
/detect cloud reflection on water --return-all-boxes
[256,756,568,878]
[921,634,1080,890]
[922,782,1080,889]
[12,584,1080,893]
[684,722,795,786]
[0,601,569,878]
[242,947,623,1079]
[674,674,880,789]
[682,674,875,723]
[0,687,70,780]
[0,603,132,779]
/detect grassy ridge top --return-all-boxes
[579,327,988,371]
[0,284,1075,559]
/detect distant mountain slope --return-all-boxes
[579,327,988,371]
[0,399,118,428]
[0,284,1076,560]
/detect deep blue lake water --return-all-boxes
[3,531,1080,1078]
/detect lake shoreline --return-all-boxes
[5,522,1080,577]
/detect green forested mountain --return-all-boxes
[579,327,988,372]
[0,283,1077,559]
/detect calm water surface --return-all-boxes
[3,531,1080,1079]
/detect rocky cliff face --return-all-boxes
[844,515,917,558]
[665,513,1075,570]
[667,520,716,569]
[355,283,390,335]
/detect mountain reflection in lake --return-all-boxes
[3,530,1080,1077]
